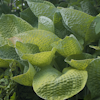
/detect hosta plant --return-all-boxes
[0,0,100,100]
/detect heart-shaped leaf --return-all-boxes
[33,66,87,100]
[51,34,82,57]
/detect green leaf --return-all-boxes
[33,66,87,100]
[38,16,54,33]
[94,17,100,34]
[15,41,40,57]
[60,8,95,44]
[21,48,56,67]
[85,17,100,44]
[0,36,7,46]
[27,1,57,19]
[51,34,82,57]
[20,8,38,27]
[10,92,16,100]
[86,58,100,99]
[9,30,60,52]
[0,14,34,38]
[53,11,68,38]
[65,53,93,70]
[0,44,20,60]
[11,62,36,86]
[80,1,98,16]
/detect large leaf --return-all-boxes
[20,8,38,27]
[86,58,100,99]
[11,62,36,86]
[60,8,95,44]
[9,30,60,52]
[27,1,57,19]
[51,34,82,57]
[21,48,56,67]
[0,14,34,38]
[15,41,40,57]
[65,53,93,70]
[38,16,54,33]
[33,66,87,100]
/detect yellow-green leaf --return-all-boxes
[15,41,40,57]
[51,34,82,57]
[65,53,93,70]
[9,30,60,52]
[33,66,87,100]
[11,62,36,86]
[21,48,56,67]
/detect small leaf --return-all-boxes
[11,62,36,86]
[21,48,56,67]
[51,34,82,57]
[33,66,87,100]
[0,14,34,38]
[38,16,54,33]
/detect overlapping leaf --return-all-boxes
[11,62,36,86]
[0,44,20,68]
[0,14,34,38]
[15,41,40,57]
[21,48,56,67]
[53,11,68,38]
[9,30,60,51]
[60,8,97,44]
[38,16,54,33]
[65,53,93,70]
[27,1,57,19]
[86,58,100,99]
[20,8,38,27]
[51,34,82,57]
[33,66,87,100]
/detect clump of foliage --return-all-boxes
[0,0,100,100]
